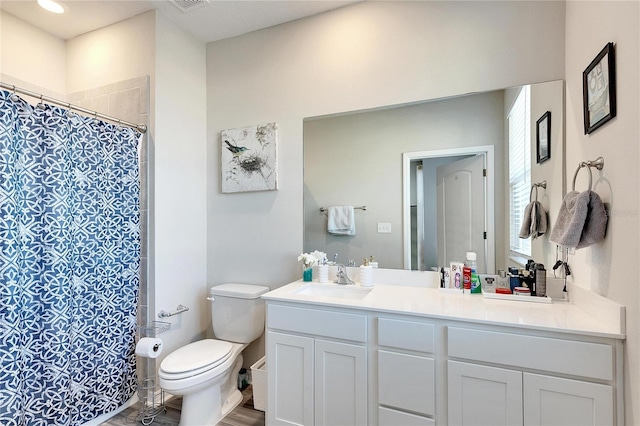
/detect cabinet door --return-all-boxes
[315,339,367,426]
[523,373,613,426]
[267,331,314,426]
[448,360,523,426]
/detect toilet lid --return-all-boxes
[160,339,233,376]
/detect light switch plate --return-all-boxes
[377,223,391,233]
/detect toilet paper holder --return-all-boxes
[157,304,189,318]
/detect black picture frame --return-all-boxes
[536,111,551,164]
[583,42,616,134]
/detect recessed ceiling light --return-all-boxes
[37,0,65,14]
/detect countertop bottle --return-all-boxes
[535,263,547,297]
[508,267,520,293]
[497,269,510,291]
[464,252,481,293]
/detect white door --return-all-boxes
[315,339,368,426]
[523,373,613,426]
[448,360,523,426]
[267,331,314,426]
[437,155,487,272]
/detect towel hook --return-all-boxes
[572,157,604,192]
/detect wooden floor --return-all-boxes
[101,386,265,426]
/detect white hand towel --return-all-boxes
[327,206,356,235]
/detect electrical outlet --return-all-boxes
[377,223,392,233]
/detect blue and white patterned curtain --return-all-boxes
[0,89,141,425]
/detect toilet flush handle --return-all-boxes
[207,296,215,301]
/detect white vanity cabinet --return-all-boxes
[263,282,625,426]
[266,304,368,426]
[447,326,618,426]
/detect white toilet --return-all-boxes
[158,283,270,426]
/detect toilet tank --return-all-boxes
[209,283,270,343]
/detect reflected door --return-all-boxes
[437,154,486,271]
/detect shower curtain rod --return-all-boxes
[0,82,147,134]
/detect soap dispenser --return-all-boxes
[360,258,373,287]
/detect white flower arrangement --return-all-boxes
[298,250,327,268]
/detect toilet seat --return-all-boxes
[159,339,233,380]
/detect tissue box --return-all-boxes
[479,274,498,293]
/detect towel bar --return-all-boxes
[572,157,604,191]
[319,206,366,213]
[157,304,189,318]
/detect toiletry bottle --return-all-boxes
[508,267,519,293]
[360,258,373,287]
[527,262,537,296]
[535,263,546,297]
[463,255,472,291]
[497,269,510,290]
[464,252,480,293]
[470,258,481,293]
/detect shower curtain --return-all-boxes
[0,89,141,425]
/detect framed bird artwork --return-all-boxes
[220,122,278,193]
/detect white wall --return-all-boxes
[66,12,155,95]
[153,12,208,359]
[564,2,640,424]
[0,11,66,96]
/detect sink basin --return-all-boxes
[294,283,373,300]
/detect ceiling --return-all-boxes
[0,0,360,43]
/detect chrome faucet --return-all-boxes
[335,264,355,285]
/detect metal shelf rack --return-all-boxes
[136,321,170,425]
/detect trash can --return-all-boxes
[250,356,266,412]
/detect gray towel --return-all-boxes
[576,191,608,249]
[519,201,548,239]
[550,191,607,249]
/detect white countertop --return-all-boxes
[262,281,626,340]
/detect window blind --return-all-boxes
[508,86,531,256]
